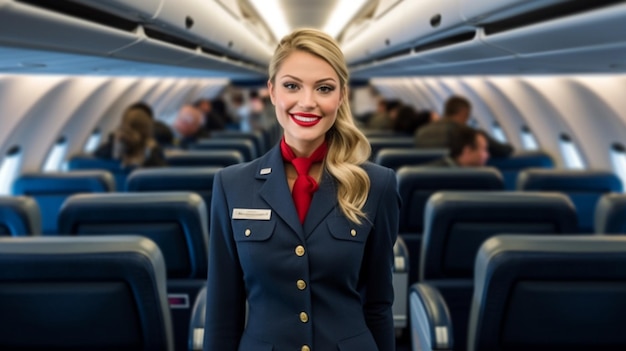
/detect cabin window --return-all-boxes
[84,130,101,153]
[43,137,68,172]
[0,146,21,195]
[521,126,539,150]
[559,134,585,169]
[491,122,508,143]
[610,143,626,190]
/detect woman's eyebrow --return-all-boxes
[280,74,337,84]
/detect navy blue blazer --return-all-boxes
[204,144,400,351]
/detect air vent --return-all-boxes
[483,0,623,35]
[143,27,199,50]
[413,31,476,54]
[16,0,138,32]
[373,48,413,63]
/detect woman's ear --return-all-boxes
[267,80,275,105]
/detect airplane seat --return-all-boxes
[396,167,504,284]
[486,151,555,190]
[188,286,207,351]
[466,235,626,351]
[165,149,244,167]
[126,167,221,226]
[517,169,622,233]
[367,136,416,161]
[0,235,173,351]
[419,192,578,351]
[0,196,41,236]
[594,193,626,233]
[191,138,256,161]
[210,130,267,156]
[57,192,208,351]
[11,171,114,235]
[67,153,135,190]
[374,148,448,171]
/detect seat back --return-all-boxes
[486,151,554,190]
[0,196,41,236]
[421,191,578,281]
[165,150,243,167]
[469,235,626,351]
[0,236,173,351]
[210,130,266,156]
[192,138,256,161]
[375,148,448,171]
[12,171,114,235]
[367,136,415,161]
[126,167,220,224]
[517,169,622,232]
[594,193,626,233]
[67,154,135,190]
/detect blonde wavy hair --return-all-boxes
[268,28,371,224]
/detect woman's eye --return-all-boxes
[283,83,298,90]
[318,85,335,93]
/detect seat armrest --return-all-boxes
[188,286,207,351]
[410,283,454,351]
[394,236,409,273]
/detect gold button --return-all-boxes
[301,345,310,351]
[350,229,357,237]
[295,245,305,257]
[296,280,307,290]
[299,312,309,323]
[244,229,251,237]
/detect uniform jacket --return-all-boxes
[204,144,400,351]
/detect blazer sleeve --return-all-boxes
[204,171,246,351]
[361,168,400,351]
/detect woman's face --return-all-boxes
[268,50,342,154]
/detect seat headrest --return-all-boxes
[517,169,622,192]
[0,235,173,351]
[192,138,256,160]
[165,150,243,167]
[595,193,626,233]
[12,171,115,194]
[397,167,504,189]
[375,148,448,170]
[58,192,208,278]
[487,151,554,169]
[127,167,221,191]
[0,196,41,236]
[68,154,126,170]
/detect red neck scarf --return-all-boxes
[280,138,328,223]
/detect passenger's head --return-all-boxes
[173,105,203,138]
[449,126,489,167]
[113,106,153,161]
[267,28,370,223]
[393,105,419,134]
[193,99,212,115]
[386,100,402,121]
[444,96,471,125]
[126,102,154,119]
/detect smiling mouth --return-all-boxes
[290,113,321,127]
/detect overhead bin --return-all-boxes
[110,27,197,66]
[67,0,163,22]
[460,0,566,23]
[342,0,468,65]
[0,1,139,56]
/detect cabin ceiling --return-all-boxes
[281,0,337,31]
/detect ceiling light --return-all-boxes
[324,0,368,38]
[249,0,290,42]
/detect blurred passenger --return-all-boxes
[393,105,434,136]
[194,98,226,134]
[366,98,393,130]
[172,104,207,149]
[415,95,514,157]
[426,125,490,167]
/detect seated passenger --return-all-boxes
[172,104,208,149]
[425,125,490,167]
[366,98,393,130]
[415,95,514,158]
[393,106,434,136]
[195,98,226,134]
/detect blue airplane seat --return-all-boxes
[418,192,578,351]
[192,138,256,161]
[0,196,41,236]
[126,167,220,224]
[396,167,504,284]
[67,153,135,190]
[487,151,554,190]
[165,149,243,167]
[11,171,114,235]
[367,136,415,161]
[58,191,207,351]
[375,148,448,171]
[0,235,173,351]
[517,169,622,233]
[594,193,626,233]
[210,130,266,156]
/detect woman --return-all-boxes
[205,28,400,351]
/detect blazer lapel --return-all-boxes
[303,170,337,238]
[257,146,305,238]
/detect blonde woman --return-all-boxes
[205,28,399,351]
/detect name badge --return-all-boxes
[232,208,272,220]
